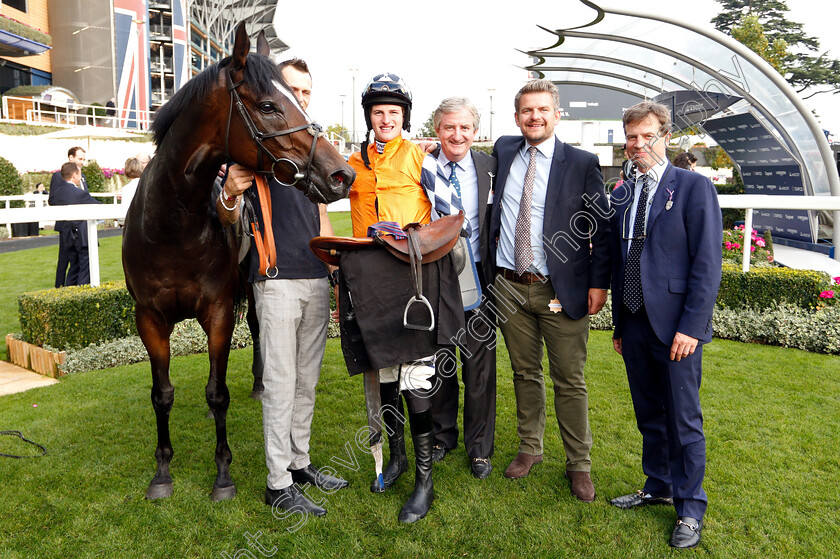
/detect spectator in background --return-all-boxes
[106,98,117,127]
[119,157,144,225]
[50,162,101,286]
[33,182,47,195]
[673,151,698,171]
[135,152,151,172]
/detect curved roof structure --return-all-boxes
[188,0,288,54]
[523,1,840,245]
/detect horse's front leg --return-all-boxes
[136,307,176,499]
[201,300,237,501]
[246,282,265,399]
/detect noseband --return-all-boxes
[224,66,324,200]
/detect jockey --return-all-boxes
[345,72,439,524]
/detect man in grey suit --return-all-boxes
[422,97,498,479]
[488,79,611,502]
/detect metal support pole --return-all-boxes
[742,208,753,273]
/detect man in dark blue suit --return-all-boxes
[608,101,722,549]
[50,147,89,287]
[49,161,100,287]
[487,79,611,502]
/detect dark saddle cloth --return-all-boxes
[336,248,464,376]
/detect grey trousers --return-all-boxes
[254,277,329,490]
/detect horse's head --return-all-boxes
[224,23,354,204]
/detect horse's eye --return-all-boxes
[259,102,276,114]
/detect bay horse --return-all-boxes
[122,22,354,501]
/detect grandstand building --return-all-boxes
[0,0,285,127]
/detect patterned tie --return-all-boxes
[448,161,462,200]
[624,174,649,313]
[514,146,538,276]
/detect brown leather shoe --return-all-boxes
[504,453,543,479]
[565,470,595,502]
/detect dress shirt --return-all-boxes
[496,137,555,275]
[437,151,480,262]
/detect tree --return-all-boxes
[713,0,840,97]
[731,14,788,74]
[418,112,437,138]
[326,123,349,141]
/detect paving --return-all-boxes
[0,360,58,397]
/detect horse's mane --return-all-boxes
[151,53,284,146]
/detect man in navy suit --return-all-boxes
[608,101,722,549]
[488,79,611,502]
[50,147,89,287]
[49,162,100,287]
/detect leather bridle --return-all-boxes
[224,66,325,202]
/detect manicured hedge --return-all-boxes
[717,263,833,310]
[18,281,137,351]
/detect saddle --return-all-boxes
[310,212,464,331]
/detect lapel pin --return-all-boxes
[665,188,674,211]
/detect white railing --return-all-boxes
[717,195,840,271]
[0,204,128,287]
[1,193,121,231]
[1,95,153,131]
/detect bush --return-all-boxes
[82,159,107,193]
[717,263,834,310]
[722,225,774,267]
[18,281,137,351]
[21,171,53,192]
[713,304,840,354]
[716,182,745,228]
[0,155,24,207]
[58,318,254,374]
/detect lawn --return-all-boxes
[1,211,839,557]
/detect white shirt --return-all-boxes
[496,137,555,275]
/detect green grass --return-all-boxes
[0,212,352,361]
[1,335,838,557]
[2,211,840,557]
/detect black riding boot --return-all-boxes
[371,382,407,493]
[398,408,434,523]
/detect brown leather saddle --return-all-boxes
[310,212,464,331]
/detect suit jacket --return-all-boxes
[48,179,100,246]
[489,136,611,320]
[609,164,722,345]
[50,170,88,194]
[430,147,497,283]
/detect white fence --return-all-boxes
[1,195,839,287]
[1,96,152,131]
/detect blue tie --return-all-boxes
[448,161,462,200]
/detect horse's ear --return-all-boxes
[256,31,270,57]
[231,21,250,71]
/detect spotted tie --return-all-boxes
[624,174,649,313]
[514,146,538,276]
[448,161,462,200]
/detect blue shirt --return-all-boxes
[436,151,481,262]
[496,137,555,275]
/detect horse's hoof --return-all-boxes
[211,485,237,501]
[146,482,174,500]
[250,390,263,401]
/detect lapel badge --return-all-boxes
[665,188,674,211]
[549,297,562,314]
